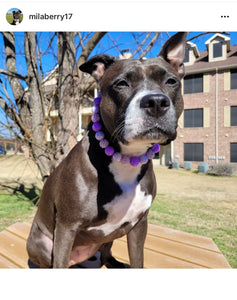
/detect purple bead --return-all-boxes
[151,144,160,153]
[92,105,100,114]
[95,131,104,141]
[130,156,140,167]
[105,146,115,156]
[147,149,155,159]
[93,96,101,105]
[99,139,109,148]
[92,122,102,132]
[121,155,130,164]
[91,113,100,123]
[140,154,148,164]
[113,152,122,162]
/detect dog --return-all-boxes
[11,10,22,25]
[27,32,187,268]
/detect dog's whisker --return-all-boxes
[110,114,126,141]
[111,121,126,141]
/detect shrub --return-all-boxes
[207,163,236,176]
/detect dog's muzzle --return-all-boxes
[140,93,170,119]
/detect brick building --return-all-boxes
[163,33,237,169]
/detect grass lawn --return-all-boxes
[6,13,23,24]
[0,156,236,267]
[0,155,41,231]
[0,191,37,232]
[149,167,237,268]
[6,14,13,23]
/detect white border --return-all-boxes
[1,1,237,31]
[1,1,236,300]
[1,269,237,300]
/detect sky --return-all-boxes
[6,8,21,14]
[1,31,237,137]
[1,31,237,80]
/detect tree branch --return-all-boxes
[138,32,161,59]
[0,81,31,137]
[0,120,23,142]
[0,98,15,120]
[0,69,27,81]
[131,32,151,58]
[187,31,230,42]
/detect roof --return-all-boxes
[187,41,200,58]
[205,33,230,51]
[185,44,237,74]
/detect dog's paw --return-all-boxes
[104,256,130,268]
[122,262,131,268]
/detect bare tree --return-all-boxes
[0,32,162,181]
[56,32,106,163]
[0,32,107,181]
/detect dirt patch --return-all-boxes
[0,155,43,190]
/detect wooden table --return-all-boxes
[0,222,231,268]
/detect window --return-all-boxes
[231,106,237,126]
[184,143,204,161]
[184,46,190,63]
[184,74,203,94]
[231,69,237,89]
[213,42,223,58]
[230,143,237,163]
[184,109,203,127]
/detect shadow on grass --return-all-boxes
[0,183,40,205]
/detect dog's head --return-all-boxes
[12,10,22,22]
[80,32,187,151]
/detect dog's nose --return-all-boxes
[140,94,170,118]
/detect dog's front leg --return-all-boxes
[127,214,148,268]
[53,222,79,268]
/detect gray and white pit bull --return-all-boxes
[11,10,22,25]
[27,32,187,268]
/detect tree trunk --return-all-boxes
[56,32,107,165]
[2,32,32,136]
[55,32,79,164]
[24,32,52,180]
[1,31,107,180]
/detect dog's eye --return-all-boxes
[114,79,129,88]
[165,78,177,85]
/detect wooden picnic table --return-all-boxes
[0,222,231,268]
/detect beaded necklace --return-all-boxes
[91,93,160,167]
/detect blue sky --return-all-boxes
[6,8,21,14]
[1,31,237,81]
[1,31,237,137]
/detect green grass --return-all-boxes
[6,13,23,24]
[6,14,12,23]
[0,155,42,230]
[0,190,38,231]
[148,168,237,268]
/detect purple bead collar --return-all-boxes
[91,93,160,167]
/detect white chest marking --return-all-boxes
[87,183,152,236]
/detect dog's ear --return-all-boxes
[159,32,188,79]
[79,54,116,83]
